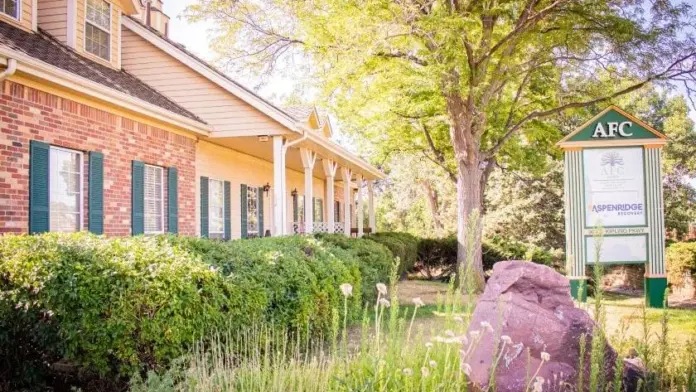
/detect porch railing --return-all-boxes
[292,222,345,234]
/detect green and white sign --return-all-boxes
[557,106,668,308]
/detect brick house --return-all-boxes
[0,0,383,238]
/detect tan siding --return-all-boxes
[121,27,289,134]
[0,0,33,31]
[196,141,330,238]
[37,0,67,42]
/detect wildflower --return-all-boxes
[209,265,218,273]
[462,362,472,377]
[378,298,391,308]
[340,283,353,297]
[532,376,545,392]
[425,342,433,349]
[402,368,413,376]
[469,330,481,339]
[433,335,445,343]
[421,366,430,377]
[412,297,425,307]
[501,335,512,344]
[459,335,469,345]
[480,321,494,333]
[541,352,550,361]
[376,283,388,295]
[445,330,456,338]
[429,360,437,368]
[454,316,464,323]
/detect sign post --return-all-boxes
[557,106,668,308]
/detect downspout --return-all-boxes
[280,128,309,234]
[0,58,17,82]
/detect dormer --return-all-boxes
[285,106,334,138]
[36,0,138,69]
[132,0,169,37]
[0,0,35,31]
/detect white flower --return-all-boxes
[340,283,353,297]
[541,352,551,361]
[378,298,391,308]
[454,316,464,323]
[462,363,472,376]
[209,265,218,273]
[429,360,437,368]
[532,376,545,392]
[402,368,413,376]
[433,335,445,343]
[412,297,425,307]
[425,342,433,349]
[376,283,388,295]
[421,366,430,377]
[469,330,481,339]
[459,335,469,345]
[480,321,494,333]
[445,330,456,338]
[501,335,512,344]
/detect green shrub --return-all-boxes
[314,233,393,301]
[666,241,696,287]
[367,232,419,276]
[0,233,249,387]
[416,236,458,278]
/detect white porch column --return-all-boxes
[300,148,316,233]
[341,167,352,236]
[356,173,364,237]
[323,159,338,233]
[368,179,375,233]
[272,136,284,236]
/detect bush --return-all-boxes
[367,232,420,276]
[416,236,458,278]
[0,233,246,388]
[666,241,696,287]
[0,233,393,390]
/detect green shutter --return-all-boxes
[335,201,341,222]
[131,161,145,235]
[257,187,264,237]
[88,151,104,234]
[224,181,231,240]
[292,193,298,222]
[29,140,50,234]
[167,167,178,234]
[240,184,248,238]
[200,176,209,238]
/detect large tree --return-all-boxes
[188,0,696,287]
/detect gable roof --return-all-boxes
[557,105,666,149]
[123,16,300,132]
[0,22,206,124]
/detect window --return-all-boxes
[297,195,305,223]
[313,198,323,222]
[247,186,259,236]
[335,201,341,222]
[143,164,163,233]
[209,179,225,239]
[49,147,83,232]
[85,0,110,60]
[0,0,19,19]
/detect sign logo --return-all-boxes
[591,121,633,138]
[600,151,624,175]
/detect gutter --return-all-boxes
[0,58,16,81]
[0,51,212,136]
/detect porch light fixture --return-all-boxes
[258,135,270,142]
[263,182,271,196]
[291,188,298,197]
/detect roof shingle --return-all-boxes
[0,21,206,124]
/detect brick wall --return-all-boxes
[0,81,197,236]
[599,264,645,290]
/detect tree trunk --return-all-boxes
[456,158,485,291]
[420,181,444,237]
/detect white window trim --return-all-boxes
[0,0,21,21]
[49,146,84,232]
[84,0,112,61]
[208,179,225,238]
[143,164,164,235]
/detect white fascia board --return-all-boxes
[122,17,301,133]
[304,131,385,180]
[0,50,212,136]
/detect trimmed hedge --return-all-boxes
[366,232,420,276]
[0,233,393,389]
[666,241,696,288]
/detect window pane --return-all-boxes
[2,0,18,18]
[86,0,110,29]
[247,187,258,234]
[144,165,163,233]
[49,148,82,233]
[209,180,224,236]
[85,23,110,60]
